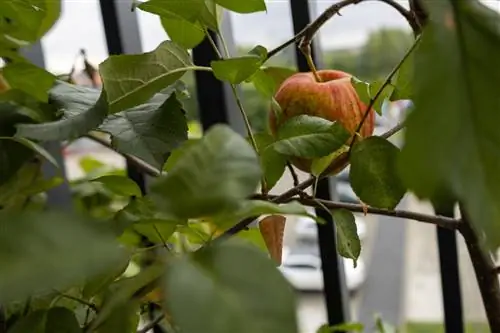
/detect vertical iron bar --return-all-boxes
[436,208,464,333]
[289,0,350,327]
[21,42,73,209]
[98,0,147,192]
[191,12,245,134]
[98,2,160,332]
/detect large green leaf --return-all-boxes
[0,210,125,303]
[99,93,188,170]
[272,115,351,159]
[0,0,61,44]
[150,124,261,220]
[214,0,266,13]
[253,132,286,191]
[164,240,298,333]
[160,16,205,49]
[2,61,56,102]
[331,209,361,267]
[95,302,140,333]
[16,81,108,141]
[99,41,195,112]
[350,136,406,209]
[398,0,500,249]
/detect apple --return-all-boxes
[269,69,375,175]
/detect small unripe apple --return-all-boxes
[269,69,375,175]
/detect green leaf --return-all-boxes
[0,139,33,186]
[2,62,56,102]
[138,0,220,32]
[211,55,264,84]
[398,1,500,249]
[164,240,298,333]
[16,81,108,141]
[150,124,261,220]
[0,0,61,44]
[213,200,320,227]
[99,40,195,112]
[375,316,397,333]
[162,139,201,172]
[250,67,296,98]
[90,175,142,197]
[45,307,82,333]
[351,77,394,115]
[237,228,268,253]
[253,132,286,191]
[311,145,349,177]
[138,0,204,21]
[160,16,205,49]
[8,310,47,333]
[133,223,177,244]
[82,255,130,299]
[272,115,351,159]
[391,49,415,101]
[99,93,188,170]
[0,210,125,304]
[214,0,266,13]
[331,209,361,267]
[90,264,164,331]
[95,301,140,333]
[350,136,406,209]
[0,136,58,168]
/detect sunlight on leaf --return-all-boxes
[214,0,266,13]
[150,124,261,220]
[99,41,195,112]
[2,61,55,102]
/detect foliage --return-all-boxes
[0,0,499,332]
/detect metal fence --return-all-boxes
[21,1,464,332]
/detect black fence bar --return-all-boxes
[98,0,148,193]
[192,12,245,135]
[289,0,350,327]
[98,2,160,332]
[21,43,73,209]
[437,216,464,333]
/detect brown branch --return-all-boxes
[266,0,418,60]
[287,162,300,188]
[458,205,500,332]
[256,195,460,230]
[84,132,161,178]
[409,0,428,35]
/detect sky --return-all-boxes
[40,0,500,74]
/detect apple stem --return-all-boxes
[300,43,322,82]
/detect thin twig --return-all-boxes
[380,122,405,139]
[287,162,299,188]
[348,35,421,151]
[257,194,461,230]
[266,0,418,61]
[52,291,99,312]
[137,314,166,333]
[84,133,161,177]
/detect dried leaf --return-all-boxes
[258,215,286,265]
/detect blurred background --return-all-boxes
[38,1,500,332]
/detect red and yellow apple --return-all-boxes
[269,69,375,175]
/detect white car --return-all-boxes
[294,210,368,242]
[279,249,366,293]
